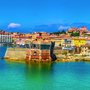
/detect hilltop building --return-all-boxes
[67,26,90,36]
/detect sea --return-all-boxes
[0,46,90,90]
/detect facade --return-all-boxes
[51,39,62,46]
[12,36,17,44]
[79,26,87,31]
[16,36,31,45]
[61,38,74,47]
[81,45,90,55]
[74,39,86,47]
[51,38,74,47]
[0,34,12,44]
[26,39,55,61]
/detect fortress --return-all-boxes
[4,39,55,61]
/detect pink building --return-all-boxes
[67,26,90,35]
[16,36,31,45]
[79,26,87,31]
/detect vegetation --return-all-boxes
[68,31,73,33]
[70,32,80,37]
[0,30,3,32]
[82,55,87,57]
[62,52,68,58]
[50,30,66,35]
[62,52,67,56]
[82,31,87,34]
[57,57,66,59]
[54,53,58,55]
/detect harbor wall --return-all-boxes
[5,48,26,60]
[53,46,69,54]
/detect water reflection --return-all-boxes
[25,61,54,89]
[2,59,90,90]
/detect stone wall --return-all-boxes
[54,49,69,54]
[5,48,26,60]
[54,46,69,54]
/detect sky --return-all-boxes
[0,0,90,33]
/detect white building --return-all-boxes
[0,34,12,44]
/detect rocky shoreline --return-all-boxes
[2,56,90,63]
[55,56,90,62]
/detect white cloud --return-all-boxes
[58,26,70,30]
[8,23,20,28]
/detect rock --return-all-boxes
[1,57,4,59]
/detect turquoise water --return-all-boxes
[0,47,90,90]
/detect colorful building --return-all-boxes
[61,38,74,47]
[81,45,90,55]
[74,39,86,47]
[51,38,74,47]
[51,39,62,46]
[12,36,17,44]
[16,36,31,45]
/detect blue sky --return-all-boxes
[0,0,90,33]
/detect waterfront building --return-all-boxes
[25,39,55,61]
[81,45,90,55]
[0,32,12,44]
[16,36,31,45]
[12,36,17,44]
[61,38,74,47]
[74,39,86,47]
[51,38,74,47]
[51,39,62,46]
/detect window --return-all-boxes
[41,45,50,50]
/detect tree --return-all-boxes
[0,30,3,32]
[70,32,79,37]
[61,30,66,34]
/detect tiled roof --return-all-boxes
[81,45,90,47]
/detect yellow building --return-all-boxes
[25,33,32,37]
[51,39,62,46]
[51,38,74,47]
[25,33,37,38]
[74,39,86,47]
